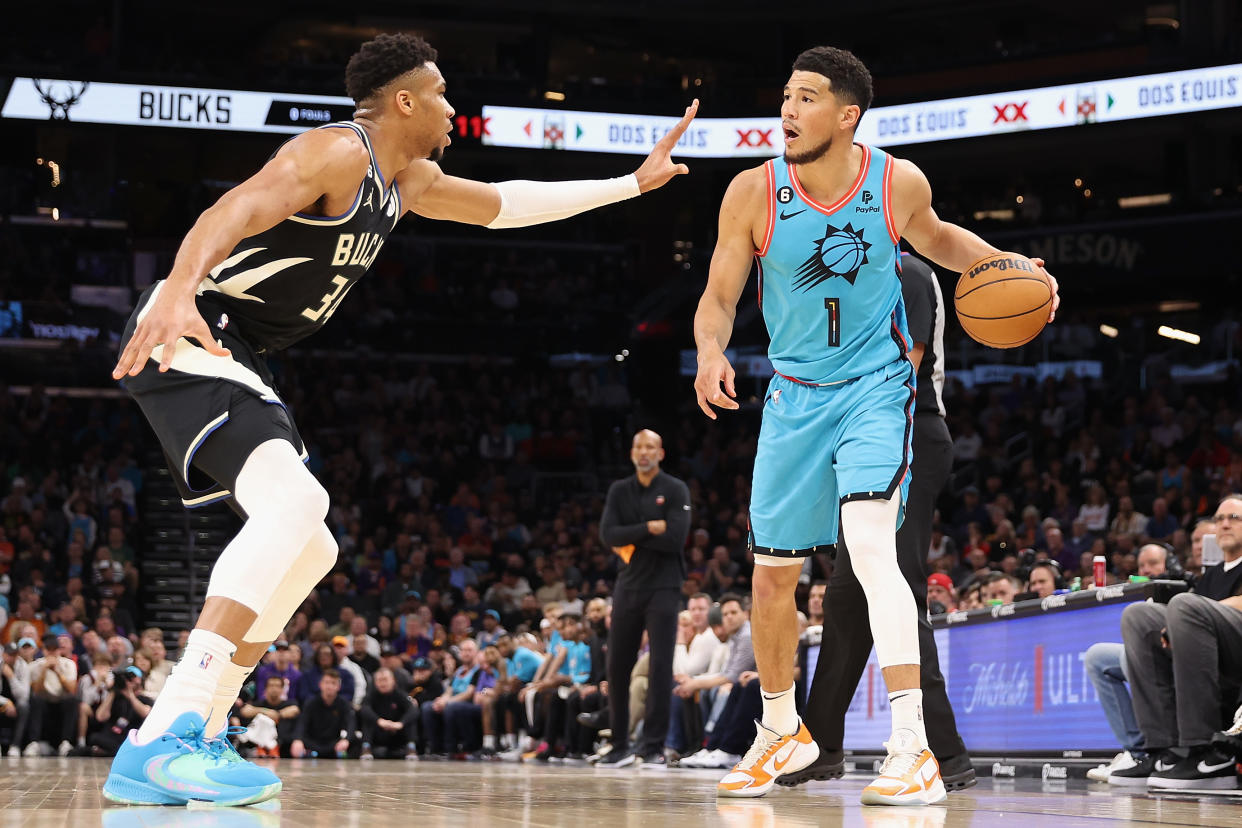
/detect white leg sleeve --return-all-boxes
[243,524,338,643]
[839,494,920,668]
[204,439,335,614]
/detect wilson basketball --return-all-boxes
[954,252,1053,348]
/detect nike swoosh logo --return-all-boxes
[772,741,798,771]
[1155,761,1177,772]
[145,755,218,796]
[779,209,805,220]
[1198,760,1234,773]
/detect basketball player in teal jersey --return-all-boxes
[102,33,697,807]
[695,46,1057,804]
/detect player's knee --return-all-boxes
[303,525,339,580]
[751,567,794,603]
[293,476,331,524]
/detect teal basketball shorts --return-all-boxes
[749,359,915,557]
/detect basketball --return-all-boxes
[954,252,1053,348]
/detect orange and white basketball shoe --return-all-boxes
[716,719,819,798]
[860,743,947,806]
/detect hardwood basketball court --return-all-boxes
[2,758,1239,827]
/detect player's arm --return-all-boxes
[399,100,699,226]
[893,159,1059,321]
[693,167,766,419]
[112,129,371,379]
[908,344,924,373]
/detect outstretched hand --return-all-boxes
[634,99,699,193]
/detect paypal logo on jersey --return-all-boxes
[855,190,882,214]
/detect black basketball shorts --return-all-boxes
[120,282,307,510]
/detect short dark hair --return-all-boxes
[792,46,874,118]
[345,33,439,105]
[265,675,285,686]
[322,668,341,682]
[718,592,744,611]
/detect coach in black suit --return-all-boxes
[596,429,692,767]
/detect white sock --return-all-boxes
[135,629,236,745]
[888,688,927,752]
[483,734,496,750]
[206,660,253,737]
[760,685,798,736]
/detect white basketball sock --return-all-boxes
[135,629,235,745]
[888,688,928,752]
[760,684,798,736]
[205,660,254,737]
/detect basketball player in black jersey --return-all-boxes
[103,33,698,807]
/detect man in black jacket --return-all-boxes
[597,429,691,767]
[238,674,300,758]
[359,668,418,759]
[1113,494,1242,789]
[290,669,355,759]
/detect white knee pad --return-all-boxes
[840,494,920,668]
[205,439,332,614]
[244,524,338,644]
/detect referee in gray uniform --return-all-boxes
[780,253,975,790]
[597,429,692,767]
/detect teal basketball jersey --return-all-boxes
[756,145,909,385]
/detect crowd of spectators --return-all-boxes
[5,322,1242,763]
[915,372,1242,613]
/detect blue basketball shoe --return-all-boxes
[103,712,282,806]
[204,726,281,778]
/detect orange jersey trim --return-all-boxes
[757,159,776,257]
[882,153,900,244]
[788,143,870,216]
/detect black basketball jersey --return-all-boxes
[197,121,402,352]
[899,253,947,417]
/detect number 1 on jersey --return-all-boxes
[824,297,841,347]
